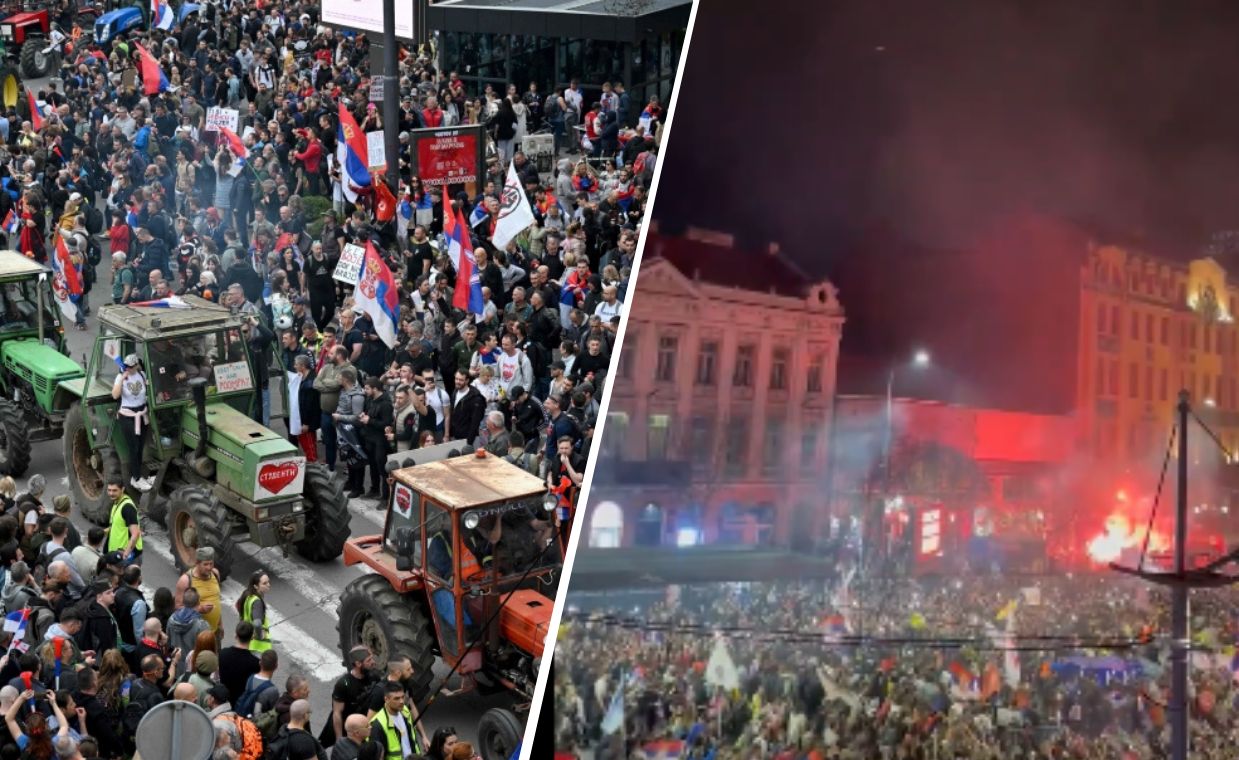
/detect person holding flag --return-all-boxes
[443,199,485,318]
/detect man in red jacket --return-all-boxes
[293,127,324,194]
[422,96,444,128]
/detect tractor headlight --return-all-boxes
[255,506,268,521]
[543,493,557,513]
[463,511,480,530]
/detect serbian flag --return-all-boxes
[54,235,82,296]
[374,179,396,222]
[219,126,248,160]
[1,209,15,235]
[352,242,399,348]
[336,103,370,203]
[134,42,170,96]
[151,0,173,29]
[443,201,485,316]
[130,296,191,309]
[641,740,685,760]
[25,90,40,132]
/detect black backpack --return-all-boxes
[85,203,104,235]
[234,674,277,718]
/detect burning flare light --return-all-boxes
[1085,513,1168,564]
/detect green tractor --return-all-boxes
[0,250,83,476]
[60,295,351,580]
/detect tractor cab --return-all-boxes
[340,451,559,759]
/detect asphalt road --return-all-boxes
[12,93,519,750]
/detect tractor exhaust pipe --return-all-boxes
[189,378,209,457]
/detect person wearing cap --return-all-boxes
[111,354,153,491]
[103,476,143,565]
[327,646,376,748]
[175,547,223,642]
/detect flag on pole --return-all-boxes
[352,242,399,348]
[25,90,41,132]
[336,103,371,203]
[492,159,538,250]
[442,201,485,316]
[134,42,169,96]
[4,609,29,652]
[219,126,249,160]
[374,179,397,222]
[151,0,173,29]
[53,235,82,296]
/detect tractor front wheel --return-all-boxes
[168,485,236,581]
[477,708,524,760]
[19,42,55,78]
[0,398,30,478]
[337,575,436,705]
[64,403,112,524]
[295,463,350,562]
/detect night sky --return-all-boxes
[655,0,1239,266]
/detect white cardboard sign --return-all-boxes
[205,107,239,133]
[256,456,307,498]
[214,361,253,393]
[366,131,387,173]
[333,243,366,284]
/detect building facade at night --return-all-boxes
[585,229,846,549]
[1077,242,1239,464]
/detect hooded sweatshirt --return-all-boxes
[168,607,211,677]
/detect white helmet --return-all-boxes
[275,315,293,331]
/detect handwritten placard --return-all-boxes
[333,243,366,284]
[213,361,253,393]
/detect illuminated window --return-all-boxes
[589,501,624,548]
[646,414,670,459]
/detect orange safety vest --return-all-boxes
[460,543,484,581]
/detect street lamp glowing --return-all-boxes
[913,349,930,367]
[1205,398,1217,408]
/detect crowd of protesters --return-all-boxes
[553,571,1239,760]
[0,0,665,756]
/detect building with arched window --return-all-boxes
[585,228,846,548]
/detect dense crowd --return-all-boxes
[553,572,1239,760]
[0,0,662,756]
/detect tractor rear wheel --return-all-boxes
[337,575,436,705]
[0,66,19,111]
[0,398,30,477]
[64,403,113,524]
[168,485,236,581]
[19,42,55,79]
[295,463,350,562]
[477,708,524,760]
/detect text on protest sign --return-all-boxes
[204,107,240,133]
[366,131,387,173]
[333,244,367,284]
[214,361,253,393]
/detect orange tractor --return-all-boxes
[337,449,560,760]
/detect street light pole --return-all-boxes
[381,0,401,193]
[1170,391,1190,760]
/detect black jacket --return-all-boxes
[75,598,119,655]
[296,371,321,433]
[224,262,265,304]
[361,392,394,444]
[136,238,170,279]
[449,387,486,446]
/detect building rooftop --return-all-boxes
[644,230,815,299]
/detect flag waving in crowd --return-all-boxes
[336,102,371,203]
[353,242,399,348]
[151,0,173,30]
[492,158,538,250]
[134,42,169,95]
[443,198,485,316]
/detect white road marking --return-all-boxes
[142,530,347,682]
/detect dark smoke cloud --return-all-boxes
[656,0,1239,261]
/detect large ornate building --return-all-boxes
[585,228,846,549]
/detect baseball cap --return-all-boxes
[103,550,125,566]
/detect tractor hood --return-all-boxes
[94,8,141,42]
[181,402,305,503]
[1,12,46,25]
[1,338,80,378]
[499,589,553,658]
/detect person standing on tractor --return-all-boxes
[104,477,143,569]
[175,548,223,643]
[112,354,153,492]
[235,570,272,654]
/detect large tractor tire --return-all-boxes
[337,575,436,704]
[64,403,111,524]
[168,485,236,582]
[19,42,56,79]
[0,66,19,111]
[477,708,524,760]
[295,463,350,562]
[0,399,30,477]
